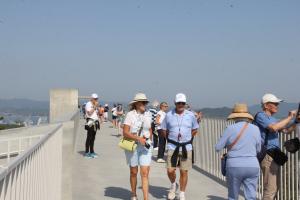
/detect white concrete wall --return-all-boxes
[49,89,79,123]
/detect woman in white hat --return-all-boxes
[215,103,261,200]
[123,93,153,200]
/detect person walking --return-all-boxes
[116,103,124,136]
[112,104,118,128]
[156,102,169,163]
[254,94,297,200]
[161,93,199,200]
[104,104,109,122]
[122,93,153,200]
[215,103,261,200]
[149,101,159,150]
[84,93,100,159]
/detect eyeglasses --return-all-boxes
[176,102,186,106]
[269,102,279,107]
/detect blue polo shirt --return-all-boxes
[161,109,199,151]
[254,111,280,150]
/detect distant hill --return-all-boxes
[0,98,298,119]
[0,98,49,116]
[198,102,299,119]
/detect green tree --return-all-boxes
[0,116,3,120]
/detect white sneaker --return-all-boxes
[168,183,178,200]
[157,158,166,163]
[179,192,186,200]
[131,197,138,200]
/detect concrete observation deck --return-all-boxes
[72,120,233,200]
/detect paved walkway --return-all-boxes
[72,121,231,200]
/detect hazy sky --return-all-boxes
[0,0,299,108]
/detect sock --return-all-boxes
[180,191,185,196]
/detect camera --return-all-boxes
[144,137,152,149]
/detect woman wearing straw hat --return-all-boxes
[123,93,153,200]
[215,103,261,200]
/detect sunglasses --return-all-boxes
[176,102,186,105]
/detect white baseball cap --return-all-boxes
[175,93,187,103]
[262,93,283,104]
[91,93,98,99]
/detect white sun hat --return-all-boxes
[175,93,187,103]
[262,93,283,104]
[91,93,98,99]
[129,93,149,105]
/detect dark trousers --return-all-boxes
[157,129,166,159]
[85,127,97,153]
[151,123,158,148]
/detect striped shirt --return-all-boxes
[148,108,158,124]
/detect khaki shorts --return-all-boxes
[167,150,192,171]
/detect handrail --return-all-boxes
[0,124,62,181]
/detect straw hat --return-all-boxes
[227,103,254,120]
[129,93,149,105]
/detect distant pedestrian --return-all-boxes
[82,103,87,118]
[84,93,100,159]
[104,104,109,122]
[161,93,199,200]
[254,94,297,200]
[122,93,153,200]
[116,104,124,136]
[149,101,159,150]
[156,102,169,163]
[99,105,105,123]
[112,104,117,128]
[215,103,261,200]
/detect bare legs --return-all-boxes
[167,168,188,192]
[130,167,138,197]
[130,166,150,200]
[179,170,188,192]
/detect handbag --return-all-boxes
[119,121,144,152]
[118,138,138,152]
[267,148,288,166]
[221,123,249,176]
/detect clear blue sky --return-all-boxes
[0,0,299,108]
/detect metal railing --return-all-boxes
[0,135,42,167]
[0,124,63,200]
[194,118,299,200]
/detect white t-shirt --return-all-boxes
[85,101,99,120]
[123,110,152,138]
[157,110,166,130]
[112,107,117,116]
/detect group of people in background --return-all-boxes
[81,92,299,200]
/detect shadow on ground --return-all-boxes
[104,185,168,200]
[104,187,131,200]
[110,133,122,138]
[207,195,227,200]
[77,151,85,156]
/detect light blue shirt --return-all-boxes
[161,109,199,151]
[215,121,261,168]
[254,111,280,150]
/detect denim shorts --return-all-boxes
[125,145,153,167]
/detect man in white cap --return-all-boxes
[161,93,199,200]
[254,93,297,200]
[84,93,101,159]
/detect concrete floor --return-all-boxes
[72,122,232,200]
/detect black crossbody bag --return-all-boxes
[254,113,288,165]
